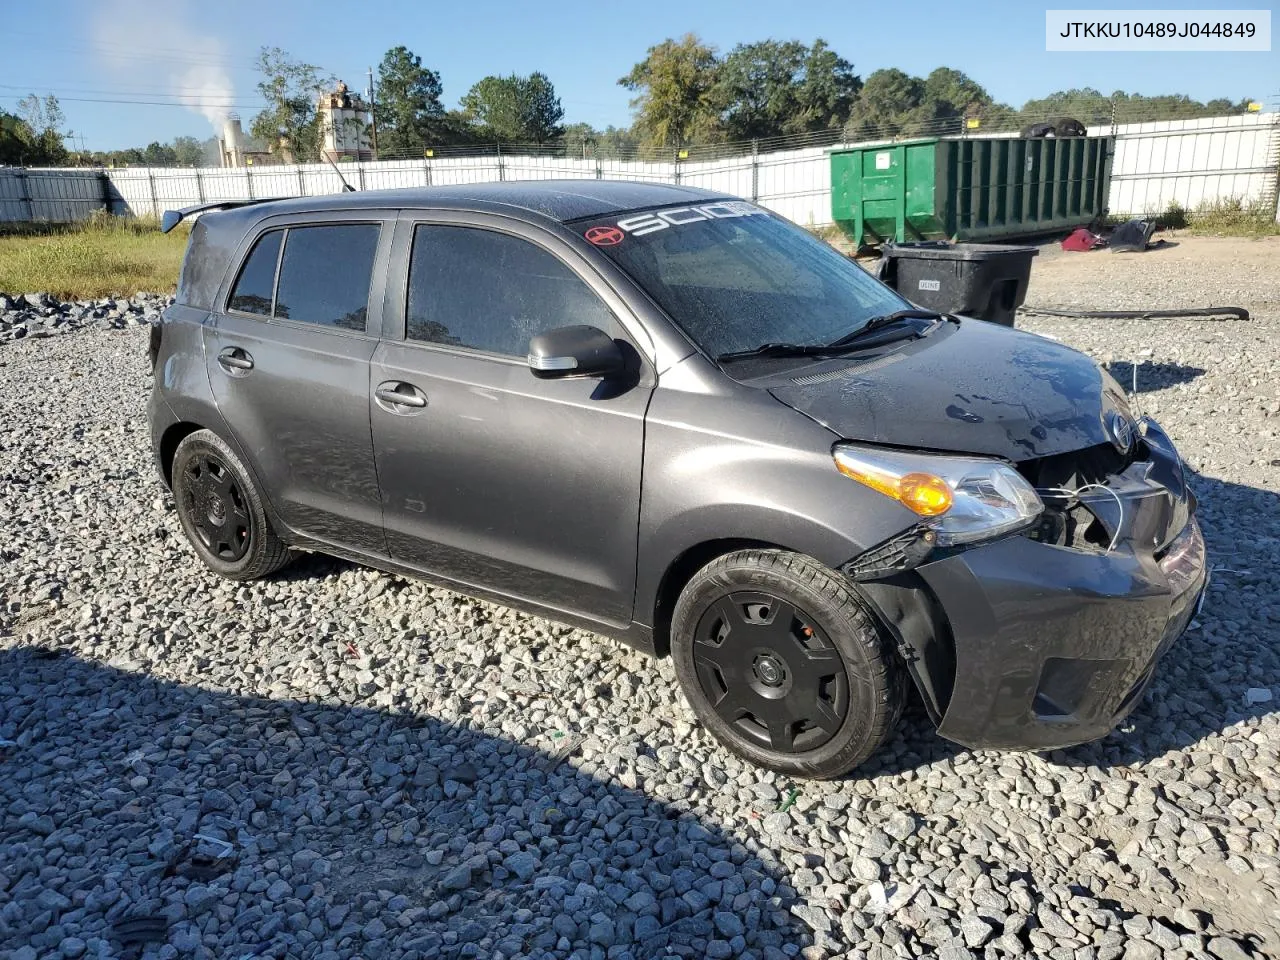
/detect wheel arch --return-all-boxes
[158,421,204,488]
[650,538,795,657]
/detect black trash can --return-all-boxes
[875,241,1039,326]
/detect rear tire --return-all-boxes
[171,429,292,581]
[671,549,905,779]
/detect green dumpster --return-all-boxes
[830,135,1112,247]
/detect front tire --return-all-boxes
[671,549,905,779]
[171,429,292,581]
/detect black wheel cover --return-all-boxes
[691,591,850,753]
[180,452,252,562]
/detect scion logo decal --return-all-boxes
[598,201,770,240]
[584,226,624,246]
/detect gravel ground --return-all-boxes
[1,235,1279,960]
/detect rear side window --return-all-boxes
[227,230,282,316]
[226,223,380,331]
[275,225,380,331]
[406,225,615,356]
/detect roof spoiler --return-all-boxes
[159,198,293,233]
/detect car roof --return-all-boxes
[227,179,735,225]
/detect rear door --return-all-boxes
[206,211,394,555]
[370,212,655,626]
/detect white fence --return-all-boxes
[1088,113,1279,213]
[1,112,1277,226]
[93,144,835,227]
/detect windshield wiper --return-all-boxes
[826,309,947,347]
[716,341,856,362]
[716,310,949,363]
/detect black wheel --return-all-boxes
[171,430,292,581]
[671,549,905,779]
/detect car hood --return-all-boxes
[765,319,1130,462]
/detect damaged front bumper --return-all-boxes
[859,418,1208,752]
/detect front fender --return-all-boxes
[635,388,918,626]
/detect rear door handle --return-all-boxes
[217,347,254,372]
[375,382,427,409]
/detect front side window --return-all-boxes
[573,202,909,359]
[406,225,616,356]
[227,230,282,316]
[274,224,380,331]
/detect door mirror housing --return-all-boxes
[528,325,625,380]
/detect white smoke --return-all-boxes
[92,0,236,131]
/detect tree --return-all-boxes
[14,94,68,165]
[594,125,642,159]
[460,72,564,143]
[251,47,331,163]
[171,135,205,166]
[922,68,991,116]
[561,121,597,157]
[715,39,861,140]
[715,40,808,140]
[461,75,527,141]
[0,112,33,165]
[375,46,446,156]
[844,69,925,139]
[522,72,564,143]
[619,34,724,151]
[792,40,861,134]
[143,141,178,166]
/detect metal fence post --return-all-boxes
[195,167,206,204]
[17,168,34,221]
[497,142,505,181]
[595,157,603,180]
[296,165,306,197]
[147,168,157,218]
[247,168,256,200]
[751,139,759,201]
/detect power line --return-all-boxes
[2,30,258,69]
[0,82,260,99]
[0,94,267,109]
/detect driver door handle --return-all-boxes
[375,382,427,409]
[217,347,254,372]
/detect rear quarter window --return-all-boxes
[175,219,227,310]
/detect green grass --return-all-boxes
[1181,196,1280,238]
[0,213,188,300]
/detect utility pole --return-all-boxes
[367,66,379,159]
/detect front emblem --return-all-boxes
[1108,411,1135,454]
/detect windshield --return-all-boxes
[574,201,910,358]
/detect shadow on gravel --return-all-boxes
[1103,360,1207,393]
[0,648,806,959]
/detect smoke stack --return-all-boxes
[222,114,244,167]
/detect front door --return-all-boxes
[206,216,390,555]
[371,217,653,626]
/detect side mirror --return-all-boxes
[528,325,625,380]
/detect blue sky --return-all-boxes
[3,0,1275,151]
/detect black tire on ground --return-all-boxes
[171,429,293,581]
[671,549,906,779]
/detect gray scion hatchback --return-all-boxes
[151,180,1207,778]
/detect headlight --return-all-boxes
[833,443,1043,546]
